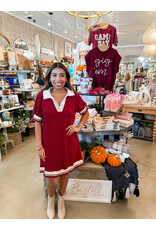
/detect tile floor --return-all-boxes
[0,135,156,219]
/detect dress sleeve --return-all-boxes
[33,91,43,122]
[74,92,88,115]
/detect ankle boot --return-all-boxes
[47,195,55,219]
[57,191,65,219]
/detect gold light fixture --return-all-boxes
[64,11,112,31]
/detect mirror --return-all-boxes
[14,38,29,51]
[0,33,10,50]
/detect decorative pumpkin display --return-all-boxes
[90,146,107,164]
[107,154,121,167]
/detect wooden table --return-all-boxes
[122,103,156,142]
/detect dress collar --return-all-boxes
[43,87,75,100]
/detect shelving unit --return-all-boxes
[0,105,24,113]
[122,103,156,142]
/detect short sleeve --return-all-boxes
[33,91,43,122]
[74,92,88,115]
[113,27,118,46]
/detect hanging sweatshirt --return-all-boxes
[88,24,118,49]
[85,47,121,91]
[73,41,92,75]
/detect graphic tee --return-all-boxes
[85,47,121,91]
[73,41,92,75]
[88,24,118,49]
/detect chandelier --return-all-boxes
[64,11,112,31]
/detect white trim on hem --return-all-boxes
[40,159,83,177]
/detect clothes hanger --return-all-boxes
[84,40,89,45]
[98,23,109,30]
[98,45,109,52]
[91,23,109,31]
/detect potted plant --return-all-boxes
[7,109,29,146]
[0,131,7,160]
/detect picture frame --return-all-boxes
[127,63,134,70]
[64,41,71,57]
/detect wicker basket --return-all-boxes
[7,131,22,148]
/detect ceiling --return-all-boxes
[4,11,156,60]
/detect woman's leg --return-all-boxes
[59,174,69,195]
[47,177,60,197]
[57,174,68,219]
[46,177,60,219]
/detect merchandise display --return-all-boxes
[2,11,156,219]
[73,41,92,75]
[88,24,118,49]
[85,47,121,90]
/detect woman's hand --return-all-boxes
[37,148,46,162]
[66,125,80,136]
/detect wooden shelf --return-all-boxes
[133,119,154,123]
[133,136,153,141]
[0,70,39,74]
[0,105,24,113]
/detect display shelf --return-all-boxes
[0,70,39,74]
[13,88,39,92]
[122,103,156,142]
[132,136,153,141]
[133,119,154,123]
[0,105,24,113]
[78,121,134,137]
[79,92,106,110]
[40,65,51,68]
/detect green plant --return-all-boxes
[7,109,29,134]
[88,103,101,113]
[0,132,7,152]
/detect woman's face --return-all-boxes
[50,67,67,90]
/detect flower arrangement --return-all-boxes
[7,109,29,134]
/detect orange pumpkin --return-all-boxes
[90,146,107,164]
[107,154,121,167]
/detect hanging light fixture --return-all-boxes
[48,12,54,56]
[27,16,32,45]
[143,25,156,45]
[64,11,112,31]
[143,44,156,57]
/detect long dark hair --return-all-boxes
[43,62,75,91]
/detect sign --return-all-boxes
[65,179,112,203]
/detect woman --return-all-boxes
[33,62,89,219]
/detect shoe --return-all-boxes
[47,195,55,219]
[57,191,65,219]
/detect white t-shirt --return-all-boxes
[73,41,92,75]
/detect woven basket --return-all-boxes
[7,131,22,148]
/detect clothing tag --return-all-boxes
[124,171,130,178]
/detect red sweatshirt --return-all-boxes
[85,47,121,91]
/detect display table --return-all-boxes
[122,103,156,142]
[43,122,134,203]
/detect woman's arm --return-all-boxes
[35,121,42,147]
[66,110,89,136]
[35,121,46,161]
[77,110,89,129]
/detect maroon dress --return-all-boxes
[33,88,87,178]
